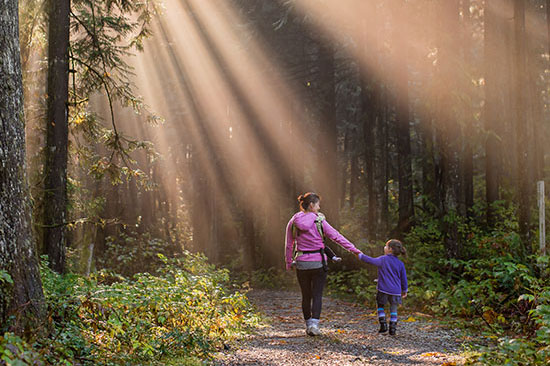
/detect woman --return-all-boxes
[285,192,361,336]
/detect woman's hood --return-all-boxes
[292,211,317,231]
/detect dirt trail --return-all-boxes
[215,289,467,366]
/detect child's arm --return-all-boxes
[358,253,384,267]
[400,263,408,296]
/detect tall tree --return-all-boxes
[0,0,45,328]
[513,0,531,250]
[392,3,414,235]
[437,0,462,258]
[43,0,71,273]
[317,42,339,225]
[484,0,503,226]
[460,0,474,215]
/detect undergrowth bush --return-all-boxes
[99,231,178,276]
[1,251,258,365]
[325,200,549,365]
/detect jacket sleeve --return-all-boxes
[285,218,295,270]
[322,220,361,254]
[358,253,384,266]
[401,263,408,293]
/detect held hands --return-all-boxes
[402,292,408,298]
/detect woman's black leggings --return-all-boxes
[296,268,327,320]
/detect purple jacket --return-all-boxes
[285,211,361,270]
[358,253,408,296]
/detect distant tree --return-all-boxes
[317,41,339,226]
[0,0,45,329]
[43,0,70,273]
[436,0,462,258]
[484,0,503,226]
[513,0,531,250]
[392,1,414,235]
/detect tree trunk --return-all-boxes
[437,0,462,258]
[394,32,414,235]
[349,129,359,209]
[43,0,70,273]
[461,0,474,215]
[243,211,256,272]
[484,0,503,226]
[513,0,531,251]
[548,0,550,56]
[0,0,45,329]
[363,83,377,237]
[317,42,339,226]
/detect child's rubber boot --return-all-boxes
[378,317,388,333]
[389,321,397,336]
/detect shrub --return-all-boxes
[2,251,257,365]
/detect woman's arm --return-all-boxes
[285,219,295,270]
[322,220,361,254]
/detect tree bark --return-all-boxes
[0,0,45,329]
[43,0,70,273]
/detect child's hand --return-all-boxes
[402,292,407,298]
[356,251,363,258]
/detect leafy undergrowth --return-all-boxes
[326,202,550,365]
[1,252,259,365]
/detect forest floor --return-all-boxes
[214,289,470,366]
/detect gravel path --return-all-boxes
[215,289,466,366]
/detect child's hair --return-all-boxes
[387,239,406,256]
[297,192,321,212]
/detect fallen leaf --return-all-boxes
[421,352,444,357]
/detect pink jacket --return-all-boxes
[285,211,361,270]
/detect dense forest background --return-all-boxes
[18,0,550,273]
[2,0,550,364]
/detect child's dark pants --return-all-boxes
[296,268,327,320]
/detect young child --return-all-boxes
[357,239,408,336]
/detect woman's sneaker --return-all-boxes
[306,318,321,336]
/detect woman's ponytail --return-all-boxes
[298,192,321,212]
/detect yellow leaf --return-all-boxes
[384,350,400,355]
[421,352,443,357]
[402,316,417,322]
[441,362,456,366]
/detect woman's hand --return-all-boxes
[356,251,363,258]
[402,292,408,298]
